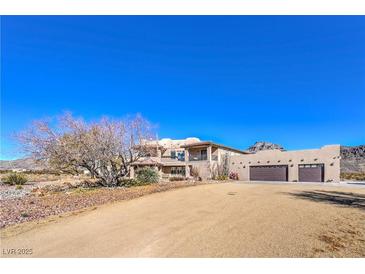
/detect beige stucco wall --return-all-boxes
[229,145,341,183]
[217,148,242,162]
[187,147,247,179]
[187,161,213,179]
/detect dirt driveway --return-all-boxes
[1,182,365,257]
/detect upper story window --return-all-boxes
[170,150,185,161]
[201,149,207,160]
[177,151,185,161]
[189,149,207,161]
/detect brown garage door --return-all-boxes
[299,164,324,182]
[250,165,288,181]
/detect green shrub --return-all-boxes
[118,178,144,187]
[20,212,30,218]
[215,175,228,181]
[15,185,23,190]
[136,167,159,184]
[2,173,28,185]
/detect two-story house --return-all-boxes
[130,138,341,183]
[130,138,248,179]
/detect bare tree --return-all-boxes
[210,153,230,180]
[218,153,230,177]
[17,112,155,186]
[190,166,201,181]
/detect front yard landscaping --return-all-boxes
[0,178,205,228]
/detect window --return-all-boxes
[170,150,176,159]
[201,149,207,160]
[299,164,324,168]
[177,151,185,161]
[171,167,185,175]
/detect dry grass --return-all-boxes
[0,181,206,228]
[313,216,365,257]
[341,172,365,181]
[0,171,90,184]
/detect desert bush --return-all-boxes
[211,154,230,180]
[218,154,230,177]
[215,175,228,180]
[38,184,69,193]
[229,172,239,180]
[341,172,365,181]
[169,176,187,182]
[136,167,159,184]
[190,166,202,181]
[80,180,100,188]
[23,169,61,176]
[117,178,144,187]
[2,173,28,185]
[20,212,30,218]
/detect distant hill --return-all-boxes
[0,158,45,171]
[247,141,285,153]
[340,145,365,173]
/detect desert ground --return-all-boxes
[1,182,365,258]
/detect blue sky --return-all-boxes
[1,16,364,160]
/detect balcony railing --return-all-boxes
[161,156,185,163]
[189,155,208,161]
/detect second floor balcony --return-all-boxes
[161,156,185,163]
[188,154,218,161]
[189,154,208,161]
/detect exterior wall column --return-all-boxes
[207,145,212,162]
[206,146,212,179]
[185,148,189,163]
[185,148,190,177]
[185,165,190,178]
[130,166,135,178]
[288,163,298,182]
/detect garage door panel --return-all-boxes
[250,165,288,181]
[299,164,324,182]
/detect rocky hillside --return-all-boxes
[0,158,45,171]
[341,145,365,159]
[247,141,285,153]
[340,145,365,173]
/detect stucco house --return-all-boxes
[130,138,248,179]
[130,138,341,183]
[229,145,340,183]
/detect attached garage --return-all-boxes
[249,165,288,181]
[299,164,324,182]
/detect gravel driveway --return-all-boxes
[1,182,365,258]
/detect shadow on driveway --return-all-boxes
[285,190,365,210]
